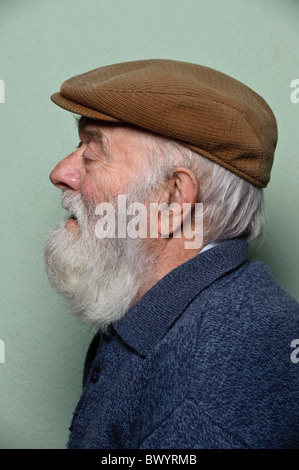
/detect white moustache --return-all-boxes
[61,190,81,212]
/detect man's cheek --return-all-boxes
[81,178,102,206]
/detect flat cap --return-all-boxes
[51,59,277,187]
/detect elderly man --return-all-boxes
[44,59,299,449]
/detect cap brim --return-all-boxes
[51,92,122,123]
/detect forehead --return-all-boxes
[78,117,115,145]
[77,116,157,150]
[77,118,159,176]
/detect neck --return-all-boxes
[135,236,204,302]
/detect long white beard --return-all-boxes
[43,190,154,331]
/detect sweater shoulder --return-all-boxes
[185,259,299,448]
[196,258,299,325]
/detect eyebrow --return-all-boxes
[80,127,109,156]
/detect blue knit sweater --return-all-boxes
[67,238,299,449]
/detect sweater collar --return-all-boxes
[112,238,248,357]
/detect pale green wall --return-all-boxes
[0,0,298,449]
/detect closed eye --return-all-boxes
[81,151,95,164]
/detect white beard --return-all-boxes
[43,190,154,331]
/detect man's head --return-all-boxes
[45,59,277,328]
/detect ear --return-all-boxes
[157,167,199,238]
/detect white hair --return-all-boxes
[44,121,265,329]
[76,117,265,245]
[144,136,265,246]
[44,188,156,331]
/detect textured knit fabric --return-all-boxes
[67,238,299,449]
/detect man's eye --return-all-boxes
[82,152,94,163]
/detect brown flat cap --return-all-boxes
[51,59,277,187]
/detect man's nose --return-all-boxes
[50,152,81,191]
